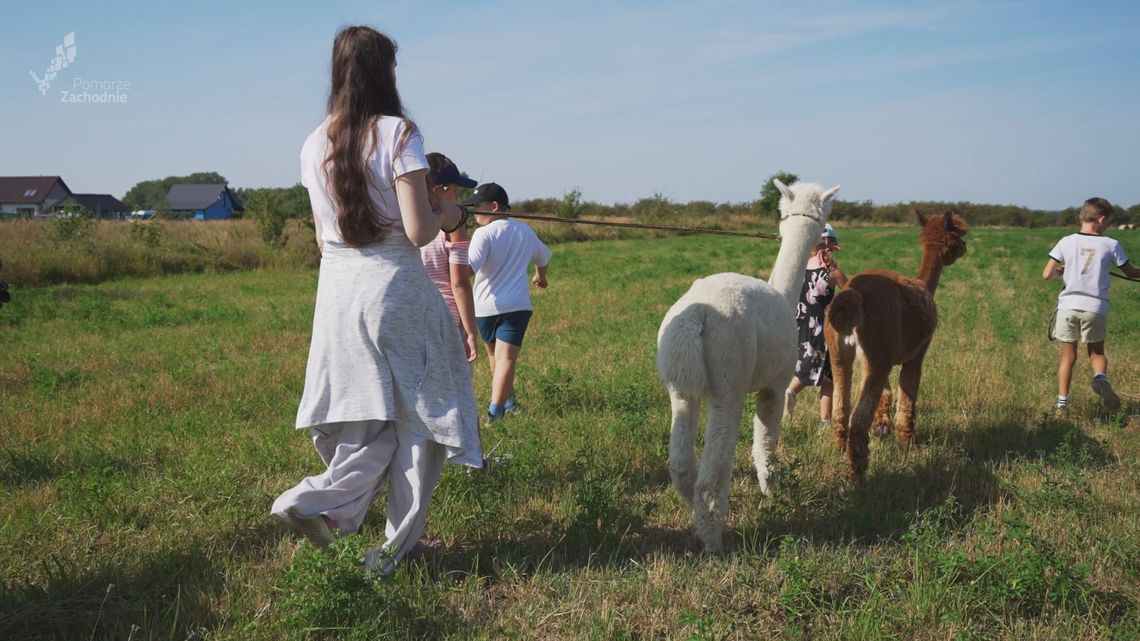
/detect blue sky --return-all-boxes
[2,1,1138,209]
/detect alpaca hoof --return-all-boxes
[758,477,773,497]
[756,465,776,496]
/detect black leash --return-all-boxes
[471,210,781,240]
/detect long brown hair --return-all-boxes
[323,26,416,245]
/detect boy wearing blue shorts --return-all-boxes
[1043,197,1140,414]
[464,183,552,420]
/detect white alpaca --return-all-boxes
[656,179,838,552]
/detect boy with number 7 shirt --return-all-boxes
[1042,196,1140,414]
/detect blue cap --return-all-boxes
[430,157,477,188]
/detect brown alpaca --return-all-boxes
[824,211,968,483]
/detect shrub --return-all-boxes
[52,206,95,242]
[128,220,163,247]
[554,188,584,219]
[245,190,288,247]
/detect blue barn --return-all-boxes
[165,183,244,220]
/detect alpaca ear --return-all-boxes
[773,178,794,202]
[913,209,927,227]
[820,185,840,204]
[945,212,955,231]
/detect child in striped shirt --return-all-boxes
[421,153,479,362]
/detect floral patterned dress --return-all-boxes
[793,264,835,385]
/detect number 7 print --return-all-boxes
[1079,248,1096,274]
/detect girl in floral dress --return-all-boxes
[784,224,847,425]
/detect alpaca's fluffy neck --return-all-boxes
[768,219,818,308]
[917,247,945,293]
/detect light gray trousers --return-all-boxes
[271,419,446,566]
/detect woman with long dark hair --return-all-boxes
[271,26,480,574]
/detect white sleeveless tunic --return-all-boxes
[294,116,480,467]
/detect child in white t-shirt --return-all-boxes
[1042,196,1140,414]
[464,182,552,420]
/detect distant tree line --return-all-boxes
[121,170,1138,228]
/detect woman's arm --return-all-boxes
[394,169,463,247]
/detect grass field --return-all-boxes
[2,225,1139,640]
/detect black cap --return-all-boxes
[430,157,477,188]
[462,182,510,210]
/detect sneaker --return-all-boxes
[363,546,396,575]
[273,507,336,548]
[783,389,797,419]
[1091,376,1121,414]
[467,453,513,476]
[504,398,521,414]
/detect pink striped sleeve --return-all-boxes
[446,240,469,266]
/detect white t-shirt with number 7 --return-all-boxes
[1048,232,1129,314]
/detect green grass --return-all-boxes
[2,226,1139,639]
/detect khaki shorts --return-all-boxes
[1054,309,1107,343]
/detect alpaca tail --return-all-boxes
[828,288,864,335]
[656,304,708,397]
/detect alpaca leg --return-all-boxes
[895,357,925,445]
[751,387,784,496]
[871,388,893,437]
[693,395,745,553]
[847,366,890,485]
[667,390,700,506]
[827,335,856,452]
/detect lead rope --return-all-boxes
[469,210,781,240]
